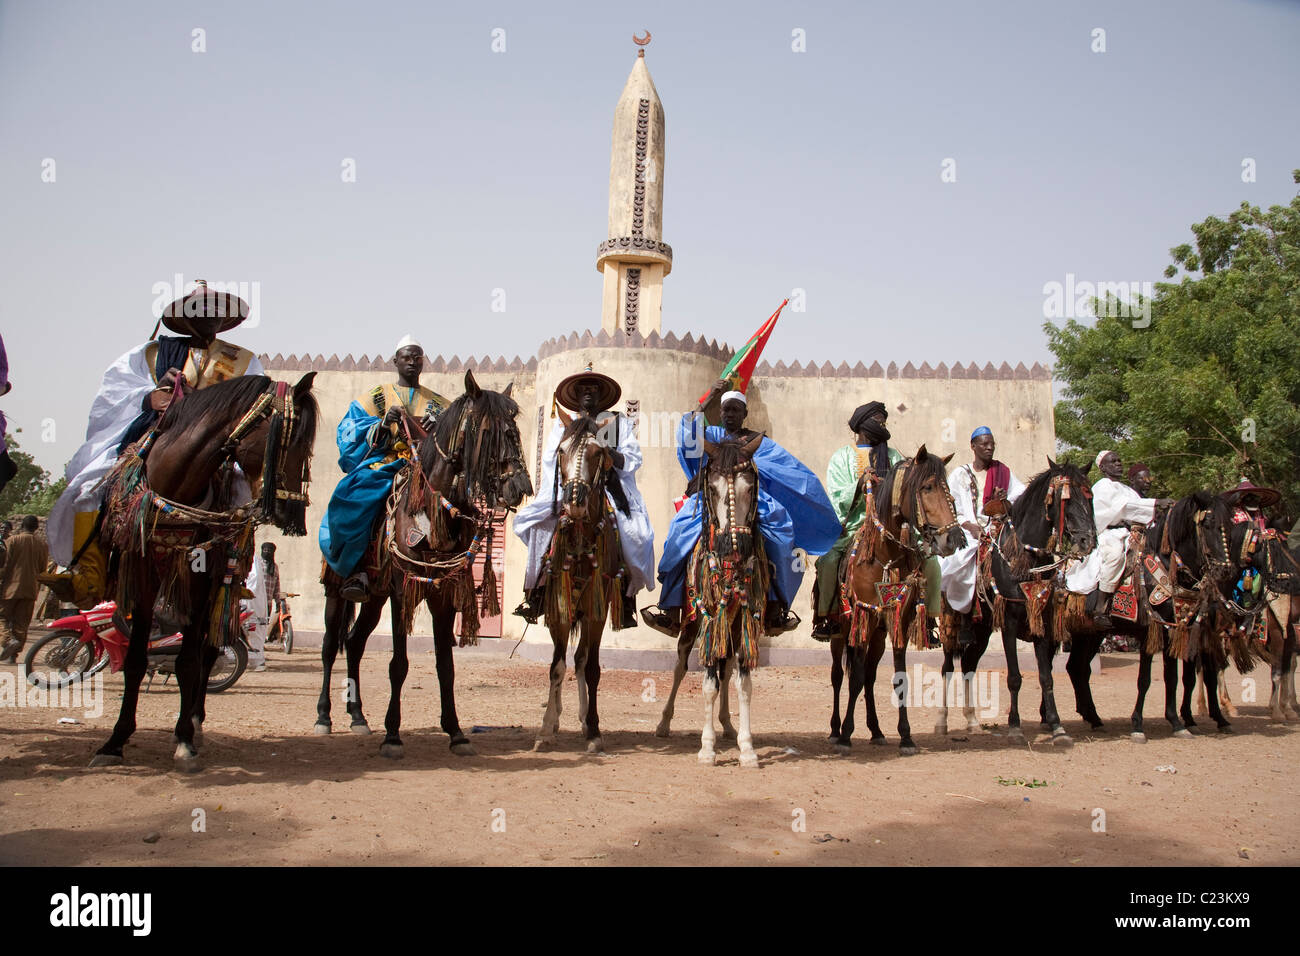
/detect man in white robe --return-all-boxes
[46,280,263,607]
[241,541,269,672]
[939,426,1026,615]
[512,364,654,629]
[1090,449,1171,625]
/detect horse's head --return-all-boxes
[552,406,617,522]
[700,433,763,558]
[1016,457,1096,557]
[1163,491,1242,589]
[1251,525,1300,595]
[420,370,532,510]
[155,372,319,535]
[880,445,963,557]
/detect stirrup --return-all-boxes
[640,605,679,637]
[811,618,841,642]
[340,572,370,603]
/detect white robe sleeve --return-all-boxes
[1006,469,1026,503]
[1092,478,1156,532]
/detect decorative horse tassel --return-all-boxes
[992,594,1006,632]
[608,570,625,631]
[1145,619,1164,656]
[909,598,929,650]
[259,410,283,518]
[480,526,501,617]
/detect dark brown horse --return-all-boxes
[534,406,626,754]
[91,373,318,770]
[834,445,963,756]
[315,370,531,758]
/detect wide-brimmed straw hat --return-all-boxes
[158,279,251,336]
[554,362,621,413]
[1222,478,1281,508]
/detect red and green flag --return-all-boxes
[699,298,788,404]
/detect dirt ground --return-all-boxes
[0,645,1296,866]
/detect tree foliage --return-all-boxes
[0,433,66,520]
[1047,171,1300,518]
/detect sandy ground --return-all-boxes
[0,644,1296,866]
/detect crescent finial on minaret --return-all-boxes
[633,30,651,55]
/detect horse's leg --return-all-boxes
[894,643,917,755]
[960,622,991,733]
[91,591,156,767]
[1179,654,1199,730]
[193,642,218,748]
[1002,618,1025,742]
[1035,634,1072,747]
[581,622,605,754]
[698,662,720,765]
[379,596,410,759]
[735,663,757,768]
[1202,653,1231,732]
[835,645,863,752]
[936,644,955,736]
[535,624,568,749]
[718,654,736,741]
[1067,629,1104,730]
[1131,650,1153,742]
[315,595,349,734]
[1280,626,1298,720]
[828,636,845,740]
[863,632,886,743]
[343,594,383,734]
[171,623,204,771]
[1162,651,1191,737]
[655,629,693,737]
[430,601,474,756]
[574,622,590,732]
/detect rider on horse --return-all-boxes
[319,335,448,602]
[811,401,902,638]
[46,280,262,608]
[646,379,840,635]
[513,363,654,629]
[1091,450,1174,626]
[938,425,1026,621]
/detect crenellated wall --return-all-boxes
[258,335,1054,650]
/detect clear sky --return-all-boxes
[2,0,1298,471]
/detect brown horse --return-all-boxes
[91,373,318,770]
[315,371,532,758]
[835,446,963,756]
[534,407,626,753]
[1246,526,1299,721]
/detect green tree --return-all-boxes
[1046,171,1300,518]
[0,433,65,519]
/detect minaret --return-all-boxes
[597,38,671,335]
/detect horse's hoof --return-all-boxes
[1173,728,1194,739]
[827,732,840,742]
[1217,724,1234,735]
[739,751,759,769]
[934,721,949,736]
[451,741,477,757]
[173,743,201,772]
[899,743,919,756]
[834,742,852,755]
[966,720,982,734]
[655,723,672,738]
[697,750,716,766]
[350,721,371,736]
[88,753,123,768]
[533,736,555,752]
[379,742,404,759]
[1007,726,1025,741]
[1051,730,1073,748]
[313,722,332,736]
[586,737,604,754]
[869,735,886,746]
[721,725,738,742]
[1130,732,1147,743]
[1088,721,1105,732]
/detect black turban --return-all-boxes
[849,401,887,434]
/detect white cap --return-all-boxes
[1095,449,1112,469]
[720,390,747,407]
[395,335,423,355]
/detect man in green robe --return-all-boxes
[812,401,903,639]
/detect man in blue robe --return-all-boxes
[645,380,841,634]
[319,336,447,601]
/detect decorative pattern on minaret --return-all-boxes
[625,398,640,438]
[624,268,641,334]
[632,98,649,237]
[534,405,545,489]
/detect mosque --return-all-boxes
[257,46,1056,654]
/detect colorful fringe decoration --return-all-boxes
[687,535,769,670]
[542,516,624,633]
[479,523,501,618]
[877,579,914,649]
[1019,581,1052,638]
[992,594,1007,632]
[937,599,961,652]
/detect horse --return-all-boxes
[834,445,964,756]
[1126,492,1247,741]
[91,372,318,770]
[650,434,767,766]
[937,459,1096,746]
[314,370,532,758]
[1243,524,1299,721]
[533,406,628,754]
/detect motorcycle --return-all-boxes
[22,601,250,693]
[265,593,298,654]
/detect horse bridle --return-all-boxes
[219,379,310,507]
[1042,472,1092,554]
[703,458,759,556]
[886,460,958,558]
[429,397,527,506]
[556,430,610,518]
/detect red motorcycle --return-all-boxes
[22,601,250,693]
